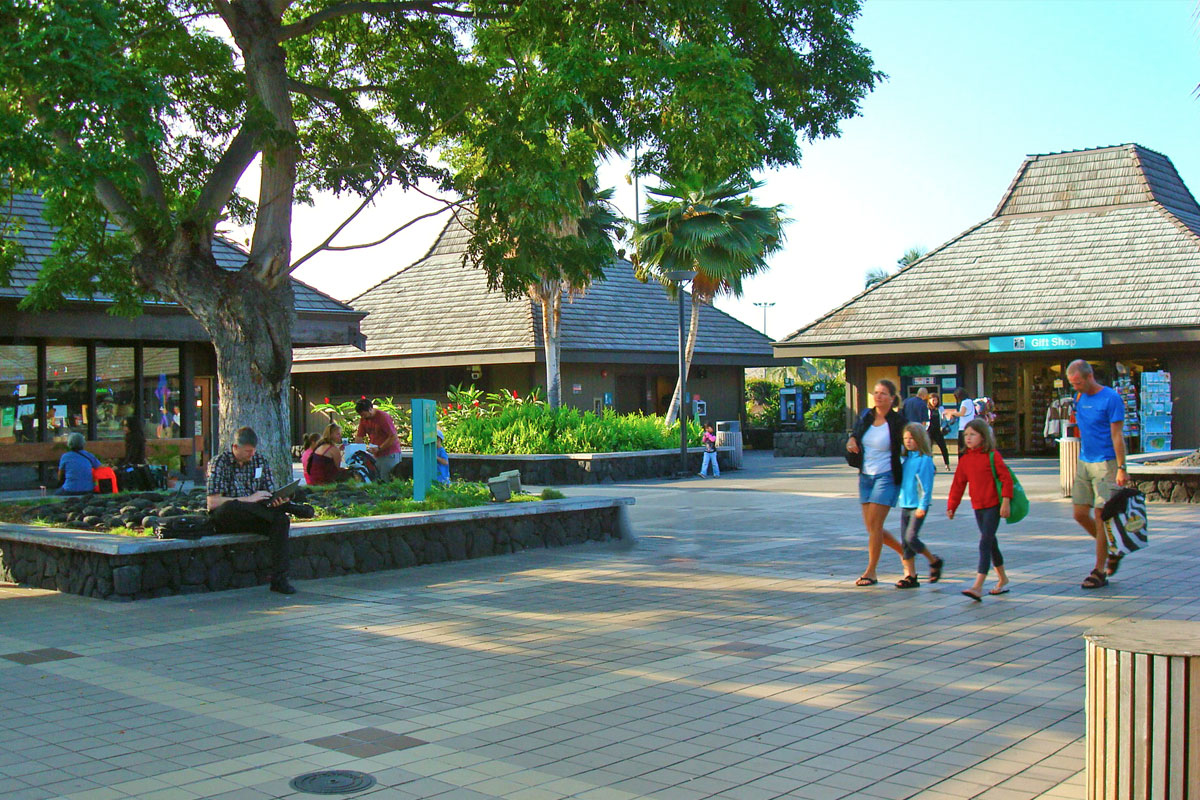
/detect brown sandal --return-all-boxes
[1081,569,1108,589]
[1106,553,1124,576]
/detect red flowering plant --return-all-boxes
[308,397,412,444]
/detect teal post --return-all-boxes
[411,399,438,501]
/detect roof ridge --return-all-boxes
[347,206,469,304]
[779,218,993,343]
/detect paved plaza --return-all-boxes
[1,452,1197,800]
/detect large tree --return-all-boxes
[0,0,878,477]
[634,175,785,426]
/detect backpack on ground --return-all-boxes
[345,449,379,484]
[154,514,216,540]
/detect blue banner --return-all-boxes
[989,331,1103,353]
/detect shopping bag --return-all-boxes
[989,452,1029,525]
[1101,487,1149,555]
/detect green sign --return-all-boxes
[411,399,438,502]
[989,331,1103,353]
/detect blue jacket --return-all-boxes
[898,452,935,511]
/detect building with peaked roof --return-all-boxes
[292,213,773,432]
[0,192,365,489]
[774,144,1200,454]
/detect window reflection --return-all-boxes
[46,345,88,441]
[142,347,180,439]
[95,346,136,440]
[0,345,38,444]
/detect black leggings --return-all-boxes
[900,507,929,560]
[974,505,1003,574]
[928,425,951,467]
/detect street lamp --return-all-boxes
[753,301,775,336]
[665,270,696,477]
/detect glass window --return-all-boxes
[95,346,136,440]
[46,345,88,441]
[0,345,38,444]
[142,347,181,439]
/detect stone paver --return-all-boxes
[1,452,1196,799]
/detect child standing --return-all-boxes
[699,423,720,478]
[947,418,1013,601]
[895,423,944,588]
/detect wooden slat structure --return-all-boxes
[1085,620,1200,798]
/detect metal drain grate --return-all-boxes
[289,770,377,795]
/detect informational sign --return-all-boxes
[912,376,937,386]
[989,331,1103,353]
[571,383,582,394]
[900,364,958,376]
[603,392,613,407]
[941,378,957,390]
[410,398,438,502]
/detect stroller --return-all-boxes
[342,444,379,484]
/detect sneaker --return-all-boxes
[284,502,315,519]
[269,579,296,595]
[697,473,707,478]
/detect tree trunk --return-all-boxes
[664,293,702,427]
[543,289,563,409]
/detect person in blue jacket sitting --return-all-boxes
[57,433,100,496]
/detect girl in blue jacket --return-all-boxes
[895,423,945,588]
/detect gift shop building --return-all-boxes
[774,144,1200,455]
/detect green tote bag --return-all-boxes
[989,451,1029,524]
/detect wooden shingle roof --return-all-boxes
[1,192,357,316]
[778,144,1200,349]
[296,211,774,365]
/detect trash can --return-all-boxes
[1059,436,1080,498]
[1084,620,1200,798]
[716,420,743,470]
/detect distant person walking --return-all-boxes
[894,423,944,588]
[901,387,930,426]
[845,379,906,586]
[1067,359,1128,589]
[926,394,952,469]
[942,387,976,458]
[947,419,1013,601]
[699,423,720,478]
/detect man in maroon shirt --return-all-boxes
[355,399,402,481]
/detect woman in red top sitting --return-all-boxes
[947,418,1014,601]
[307,424,353,485]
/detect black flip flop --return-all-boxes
[855,576,878,586]
[961,590,982,602]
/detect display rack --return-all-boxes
[989,364,1017,452]
[1140,371,1172,453]
[1113,374,1140,448]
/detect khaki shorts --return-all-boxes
[1072,459,1118,508]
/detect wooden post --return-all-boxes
[1084,620,1199,798]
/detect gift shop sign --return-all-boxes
[989,331,1103,353]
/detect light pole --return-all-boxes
[665,270,696,477]
[753,301,775,336]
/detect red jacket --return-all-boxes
[948,447,1013,513]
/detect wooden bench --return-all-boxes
[0,437,202,464]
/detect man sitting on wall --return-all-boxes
[206,426,312,595]
[355,399,402,481]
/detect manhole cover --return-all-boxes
[289,770,377,795]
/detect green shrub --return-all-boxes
[442,405,701,454]
[805,379,848,433]
[540,488,566,500]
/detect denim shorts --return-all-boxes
[859,471,899,506]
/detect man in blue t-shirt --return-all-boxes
[901,387,930,426]
[1067,359,1127,590]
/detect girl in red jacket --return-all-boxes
[947,419,1013,601]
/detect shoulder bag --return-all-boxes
[988,452,1029,524]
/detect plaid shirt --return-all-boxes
[206,450,275,498]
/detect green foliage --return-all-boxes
[806,379,848,433]
[540,488,566,500]
[308,397,412,444]
[443,405,701,455]
[746,379,780,407]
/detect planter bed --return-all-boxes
[1126,450,1200,503]
[0,497,633,601]
[445,447,734,485]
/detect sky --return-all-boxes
[273,0,1200,342]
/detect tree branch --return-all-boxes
[289,172,394,271]
[125,128,169,213]
[289,200,457,272]
[288,78,393,102]
[191,122,264,223]
[279,1,485,42]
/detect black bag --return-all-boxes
[844,448,862,469]
[154,514,216,540]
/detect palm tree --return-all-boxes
[529,181,624,409]
[634,174,786,425]
[863,267,891,288]
[897,246,927,268]
[865,245,927,288]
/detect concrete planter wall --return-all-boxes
[773,431,849,458]
[0,497,633,601]
[446,447,733,485]
[1127,468,1200,503]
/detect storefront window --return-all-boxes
[142,347,181,439]
[0,345,38,444]
[45,345,88,441]
[95,346,136,440]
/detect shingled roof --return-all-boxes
[1,191,357,316]
[295,211,773,366]
[777,144,1200,351]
